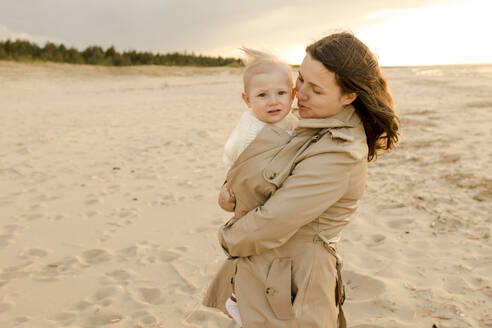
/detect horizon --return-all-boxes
[2,38,492,69]
[1,0,491,67]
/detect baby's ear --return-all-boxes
[242,93,251,107]
[291,88,296,101]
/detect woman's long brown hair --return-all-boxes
[307,32,400,161]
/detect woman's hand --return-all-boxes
[218,183,236,212]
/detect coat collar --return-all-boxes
[295,105,358,129]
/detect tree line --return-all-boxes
[0,39,243,67]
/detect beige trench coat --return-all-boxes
[203,106,368,327]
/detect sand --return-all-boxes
[0,61,491,328]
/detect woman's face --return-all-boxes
[296,53,355,119]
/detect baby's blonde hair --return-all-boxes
[241,47,294,94]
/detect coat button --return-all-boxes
[265,169,277,180]
[265,287,276,296]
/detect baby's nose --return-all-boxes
[268,95,279,105]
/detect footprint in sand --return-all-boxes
[190,225,215,233]
[14,316,30,325]
[96,231,111,243]
[439,153,460,164]
[0,224,22,249]
[48,213,66,222]
[17,248,49,260]
[174,246,188,253]
[0,300,14,314]
[0,167,22,179]
[69,300,93,311]
[135,287,164,305]
[29,202,48,211]
[80,309,123,328]
[386,218,415,230]
[0,194,16,205]
[184,309,235,328]
[151,192,176,206]
[97,208,138,242]
[131,310,159,327]
[32,193,60,202]
[81,249,112,265]
[115,244,159,265]
[116,207,138,219]
[85,210,100,218]
[343,270,386,301]
[116,246,138,259]
[177,180,195,188]
[444,275,473,295]
[107,184,121,193]
[32,256,84,281]
[87,286,123,308]
[20,212,45,221]
[366,234,386,247]
[103,269,133,286]
[0,262,32,284]
[159,249,181,262]
[85,193,100,205]
[50,312,76,326]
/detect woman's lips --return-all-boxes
[298,103,310,110]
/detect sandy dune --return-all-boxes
[0,61,491,328]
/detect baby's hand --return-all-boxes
[218,183,236,212]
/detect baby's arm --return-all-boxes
[223,111,252,169]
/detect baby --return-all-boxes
[220,48,298,327]
[222,48,298,170]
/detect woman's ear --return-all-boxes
[341,92,357,105]
[242,92,251,107]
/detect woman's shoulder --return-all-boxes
[296,106,368,162]
[304,123,367,163]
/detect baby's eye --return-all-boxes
[278,91,287,95]
[257,93,266,97]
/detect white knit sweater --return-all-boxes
[222,109,298,170]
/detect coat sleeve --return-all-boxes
[219,151,352,257]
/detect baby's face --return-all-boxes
[242,70,295,124]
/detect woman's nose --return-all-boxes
[296,86,307,101]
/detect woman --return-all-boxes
[203,32,399,327]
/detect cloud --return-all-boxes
[0,25,33,41]
[1,0,488,65]
[356,0,492,65]
[0,24,66,46]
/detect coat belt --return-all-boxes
[313,233,347,328]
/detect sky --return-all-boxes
[0,0,491,66]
